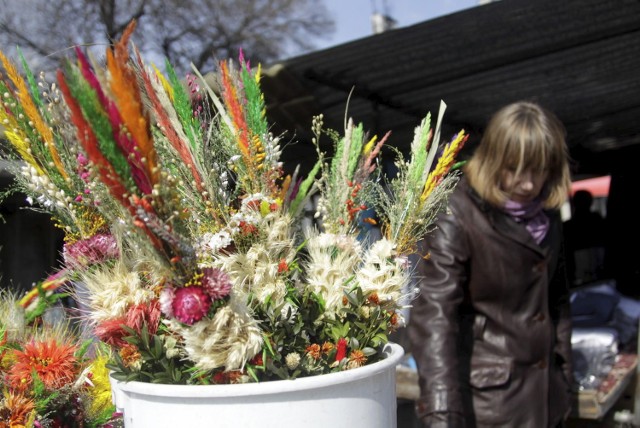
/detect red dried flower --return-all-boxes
[95,317,128,347]
[126,300,162,334]
[95,300,162,347]
[212,371,227,384]
[250,353,263,366]
[335,338,348,362]
[172,287,211,325]
[277,259,288,274]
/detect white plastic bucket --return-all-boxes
[110,342,404,428]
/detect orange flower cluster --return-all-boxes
[7,339,78,392]
[344,182,367,224]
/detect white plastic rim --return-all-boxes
[110,342,404,428]
[113,342,404,397]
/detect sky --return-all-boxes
[317,0,480,50]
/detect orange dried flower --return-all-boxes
[348,350,367,369]
[389,311,399,326]
[305,344,321,360]
[213,370,244,384]
[227,370,244,384]
[245,199,261,210]
[8,338,78,391]
[239,221,258,235]
[321,342,334,355]
[0,390,36,426]
[119,344,141,369]
[367,292,380,305]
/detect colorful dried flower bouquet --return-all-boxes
[0,291,122,427]
[0,21,467,386]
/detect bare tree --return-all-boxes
[0,0,335,73]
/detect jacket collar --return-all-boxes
[460,177,549,256]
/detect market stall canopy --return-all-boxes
[261,0,640,178]
[571,175,611,198]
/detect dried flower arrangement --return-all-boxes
[0,291,122,427]
[0,20,467,386]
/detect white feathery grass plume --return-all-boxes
[303,230,362,312]
[213,213,296,305]
[167,295,263,371]
[356,238,410,308]
[77,261,155,323]
[0,290,26,341]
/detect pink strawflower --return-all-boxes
[63,233,119,269]
[172,287,211,325]
[159,286,176,318]
[201,268,232,300]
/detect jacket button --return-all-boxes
[533,313,546,322]
[532,262,546,273]
[536,359,547,369]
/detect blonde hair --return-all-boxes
[464,101,571,209]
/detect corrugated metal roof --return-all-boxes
[262,0,640,177]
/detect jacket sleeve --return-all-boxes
[408,206,470,424]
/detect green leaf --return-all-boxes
[247,365,259,383]
[141,324,150,350]
[362,347,378,356]
[344,290,359,307]
[153,335,164,359]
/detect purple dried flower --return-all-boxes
[63,233,119,269]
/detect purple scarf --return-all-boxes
[503,198,550,244]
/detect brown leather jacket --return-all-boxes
[408,177,573,428]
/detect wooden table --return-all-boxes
[572,353,638,420]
